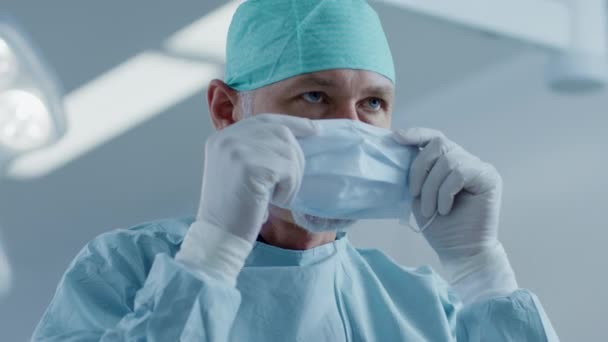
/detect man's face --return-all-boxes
[237,68,395,231]
[243,69,394,128]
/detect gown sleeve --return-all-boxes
[455,289,560,341]
[31,226,241,342]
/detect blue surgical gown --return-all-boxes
[32,218,559,341]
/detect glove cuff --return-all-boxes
[175,220,253,287]
[441,242,519,305]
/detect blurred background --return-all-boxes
[0,0,606,340]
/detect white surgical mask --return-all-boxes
[277,119,438,233]
[291,212,357,233]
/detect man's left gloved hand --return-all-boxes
[393,127,518,304]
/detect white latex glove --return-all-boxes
[176,114,318,285]
[393,127,518,304]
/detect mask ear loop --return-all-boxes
[400,211,438,233]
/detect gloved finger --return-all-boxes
[270,132,306,206]
[236,130,300,187]
[462,162,501,195]
[437,168,465,215]
[247,132,293,160]
[238,144,284,199]
[268,124,307,177]
[420,149,460,218]
[392,127,445,147]
[245,156,296,207]
[409,136,455,197]
[410,197,429,228]
[238,123,306,206]
[253,113,318,137]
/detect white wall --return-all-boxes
[349,51,608,341]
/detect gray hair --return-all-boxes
[238,90,255,119]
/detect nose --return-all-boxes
[325,100,359,121]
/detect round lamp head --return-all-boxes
[0,89,53,151]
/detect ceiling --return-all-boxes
[0,0,528,179]
[3,0,525,108]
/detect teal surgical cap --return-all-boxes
[225,0,395,91]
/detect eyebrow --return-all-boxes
[364,86,394,99]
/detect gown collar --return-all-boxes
[246,232,349,267]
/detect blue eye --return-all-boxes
[366,98,383,110]
[302,92,324,104]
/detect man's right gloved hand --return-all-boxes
[176,114,318,285]
[199,113,318,241]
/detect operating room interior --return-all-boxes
[0,0,607,340]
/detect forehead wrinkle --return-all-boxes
[292,75,338,89]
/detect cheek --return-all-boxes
[361,113,391,128]
[267,103,327,120]
[251,95,320,119]
[282,101,327,119]
[268,205,296,223]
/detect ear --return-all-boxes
[207,79,240,130]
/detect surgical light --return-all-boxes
[0,17,66,164]
[0,17,66,297]
[0,89,53,151]
[0,38,18,88]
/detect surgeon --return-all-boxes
[33,0,559,341]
